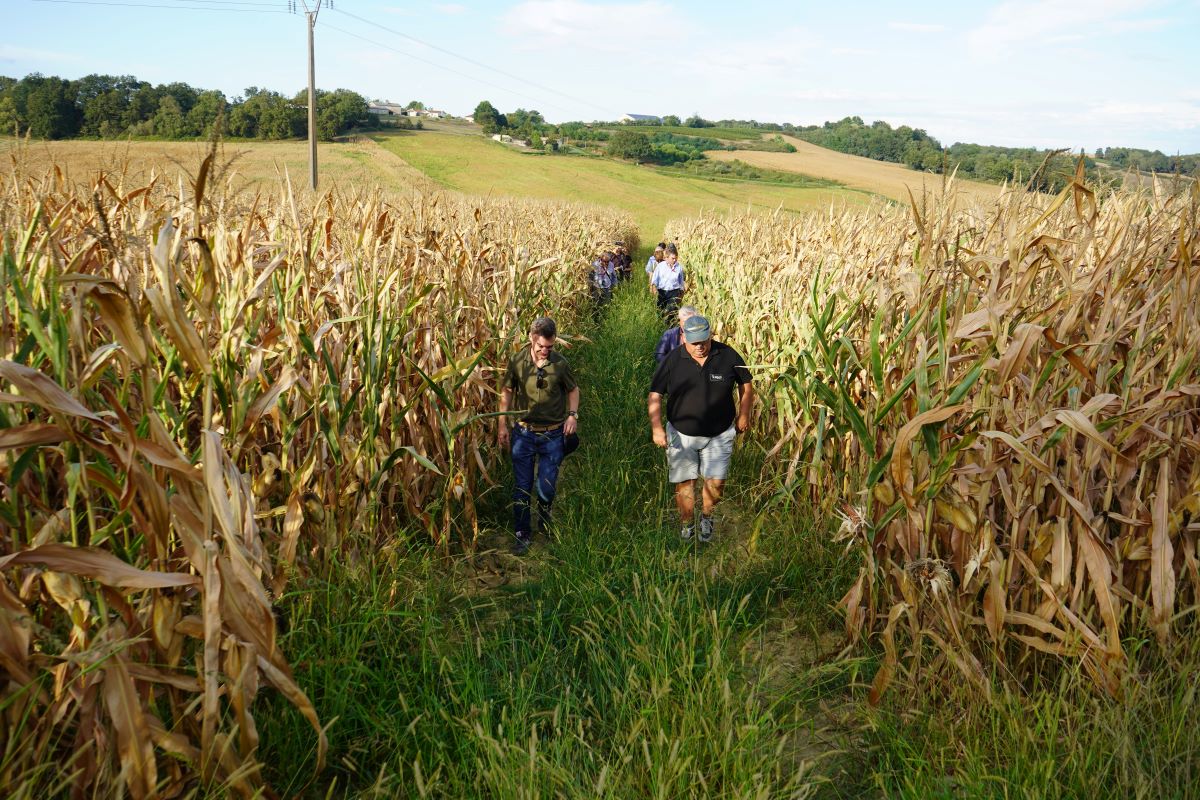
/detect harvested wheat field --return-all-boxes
[708,133,1002,204]
[0,136,430,195]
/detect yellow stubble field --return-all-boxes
[709,134,1002,205]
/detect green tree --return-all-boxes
[158,81,199,115]
[81,89,126,137]
[312,88,368,140]
[406,100,425,110]
[186,90,226,137]
[23,75,81,139]
[151,95,186,138]
[662,114,681,126]
[508,108,545,129]
[0,95,19,135]
[473,100,503,133]
[122,83,158,130]
[607,129,652,162]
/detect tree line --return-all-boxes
[1097,147,1197,176]
[0,73,372,141]
[787,116,1084,191]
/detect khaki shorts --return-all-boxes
[666,423,737,483]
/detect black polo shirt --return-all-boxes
[649,340,751,437]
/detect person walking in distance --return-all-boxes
[589,254,614,316]
[614,242,633,283]
[497,317,580,554]
[648,315,753,543]
[645,243,665,295]
[650,243,686,320]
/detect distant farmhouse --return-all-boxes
[619,113,661,124]
[368,102,406,117]
[369,102,450,119]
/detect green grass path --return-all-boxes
[254,281,1200,799]
[257,283,854,798]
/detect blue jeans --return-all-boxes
[511,426,565,535]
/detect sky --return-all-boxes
[4,0,1199,153]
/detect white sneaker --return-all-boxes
[699,516,714,543]
[680,524,694,541]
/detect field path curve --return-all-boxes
[710,134,1002,205]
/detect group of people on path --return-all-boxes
[590,241,687,323]
[588,243,633,311]
[499,245,753,555]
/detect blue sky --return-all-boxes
[4,0,1199,152]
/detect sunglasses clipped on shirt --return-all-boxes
[536,365,547,389]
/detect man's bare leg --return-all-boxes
[675,479,697,525]
[699,479,726,541]
[701,479,725,516]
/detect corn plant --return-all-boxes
[668,166,1200,697]
[0,150,636,797]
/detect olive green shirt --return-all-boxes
[505,348,577,426]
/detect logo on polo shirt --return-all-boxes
[708,373,725,382]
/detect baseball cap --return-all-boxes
[682,315,711,344]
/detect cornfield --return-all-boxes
[0,150,636,797]
[669,165,1200,697]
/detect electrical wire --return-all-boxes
[31,0,288,11]
[330,7,617,117]
[25,0,616,118]
[157,0,283,6]
[319,20,571,115]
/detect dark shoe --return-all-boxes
[512,533,532,556]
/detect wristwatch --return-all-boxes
[568,410,578,419]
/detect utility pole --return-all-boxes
[298,0,325,190]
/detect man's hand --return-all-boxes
[735,413,751,434]
[652,426,667,448]
[498,425,509,448]
[563,416,578,436]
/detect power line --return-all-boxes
[320,21,576,115]
[330,6,617,117]
[31,0,288,11]
[159,0,284,6]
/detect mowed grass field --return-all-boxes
[374,130,872,238]
[0,136,431,195]
[708,133,1002,204]
[2,128,993,240]
[596,124,773,141]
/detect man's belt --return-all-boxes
[517,420,562,432]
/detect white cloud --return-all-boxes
[887,22,947,33]
[965,0,1161,54]
[500,0,676,49]
[435,3,468,14]
[689,26,819,84]
[1088,99,1200,130]
[0,44,82,64]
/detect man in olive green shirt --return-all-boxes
[498,317,580,554]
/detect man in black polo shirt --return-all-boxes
[648,315,753,542]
